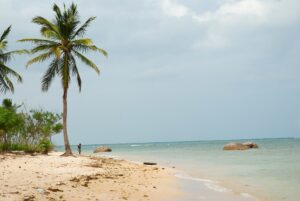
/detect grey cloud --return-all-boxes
[0,0,299,144]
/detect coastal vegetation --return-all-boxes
[0,99,62,153]
[18,3,107,155]
[0,3,107,155]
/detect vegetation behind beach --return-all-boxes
[0,99,62,153]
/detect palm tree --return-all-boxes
[19,3,107,156]
[0,26,23,93]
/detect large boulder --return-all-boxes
[223,142,258,150]
[93,146,112,153]
[242,142,258,149]
[223,143,248,150]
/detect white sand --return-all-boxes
[0,152,181,201]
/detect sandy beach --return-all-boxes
[0,152,181,201]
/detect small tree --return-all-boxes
[0,99,24,150]
[23,109,62,153]
[0,99,62,153]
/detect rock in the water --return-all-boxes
[93,146,112,153]
[223,142,258,150]
[242,142,258,148]
[223,143,248,150]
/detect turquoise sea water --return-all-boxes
[58,138,300,201]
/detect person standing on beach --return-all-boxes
[77,143,82,155]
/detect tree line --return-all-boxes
[0,99,62,153]
[0,3,107,155]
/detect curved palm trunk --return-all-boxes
[62,87,72,155]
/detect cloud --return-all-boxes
[160,0,189,18]
[193,0,267,25]
[187,0,300,50]
[1,0,300,143]
[191,0,300,26]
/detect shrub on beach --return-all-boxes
[38,138,54,154]
[0,99,62,153]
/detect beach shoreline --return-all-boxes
[85,139,299,201]
[94,153,262,201]
[0,146,289,201]
[89,151,263,201]
[0,151,181,201]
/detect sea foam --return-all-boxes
[174,172,231,193]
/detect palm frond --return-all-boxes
[32,17,61,39]
[95,46,108,57]
[72,38,93,45]
[0,73,12,93]
[73,44,108,57]
[26,51,54,67]
[18,38,57,45]
[54,3,80,41]
[40,27,59,40]
[4,76,14,92]
[73,50,100,74]
[0,41,8,49]
[42,58,60,91]
[53,4,63,21]
[0,63,22,93]
[72,17,96,39]
[69,54,81,91]
[1,50,29,64]
[0,25,11,42]
[0,63,23,83]
[31,44,58,54]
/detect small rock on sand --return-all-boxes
[143,162,157,165]
[47,187,63,192]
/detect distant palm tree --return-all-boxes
[19,3,107,156]
[0,26,23,93]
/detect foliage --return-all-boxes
[0,100,24,150]
[19,2,107,155]
[38,138,54,154]
[0,26,26,93]
[19,3,107,92]
[0,99,62,153]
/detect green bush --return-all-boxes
[0,143,35,153]
[38,139,54,154]
[0,99,62,153]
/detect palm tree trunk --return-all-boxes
[62,87,72,155]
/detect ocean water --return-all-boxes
[58,138,300,201]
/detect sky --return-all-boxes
[0,0,300,145]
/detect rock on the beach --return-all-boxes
[47,187,63,192]
[93,146,112,153]
[223,142,258,150]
